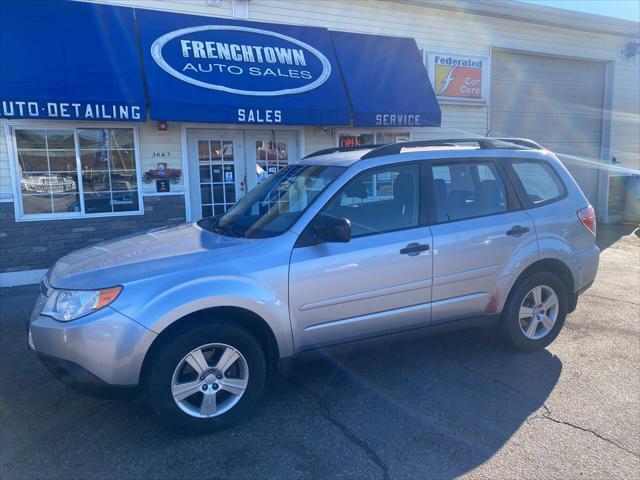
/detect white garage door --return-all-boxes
[490,50,606,205]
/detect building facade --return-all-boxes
[1,0,639,286]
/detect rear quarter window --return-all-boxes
[511,160,565,205]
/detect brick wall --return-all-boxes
[0,195,186,272]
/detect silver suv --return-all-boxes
[29,138,599,433]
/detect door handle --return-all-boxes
[506,225,530,237]
[400,242,430,255]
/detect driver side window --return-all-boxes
[322,164,420,237]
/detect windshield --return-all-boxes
[198,164,344,238]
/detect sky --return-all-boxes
[521,0,640,22]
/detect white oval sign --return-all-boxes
[150,25,332,96]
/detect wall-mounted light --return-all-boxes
[314,126,334,138]
[623,41,640,57]
[156,120,168,132]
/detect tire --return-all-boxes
[146,323,267,434]
[500,272,568,352]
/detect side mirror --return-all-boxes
[312,214,352,244]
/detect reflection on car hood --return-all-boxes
[48,223,258,289]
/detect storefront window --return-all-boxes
[17,129,78,215]
[13,127,141,218]
[375,132,411,144]
[338,132,410,148]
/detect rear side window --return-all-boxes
[432,161,507,223]
[511,160,565,205]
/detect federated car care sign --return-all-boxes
[426,53,489,104]
[136,10,351,125]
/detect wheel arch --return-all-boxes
[501,258,575,315]
[139,306,282,388]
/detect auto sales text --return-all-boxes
[180,40,312,79]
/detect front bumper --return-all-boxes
[29,294,157,388]
[36,353,139,399]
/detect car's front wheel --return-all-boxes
[501,272,568,352]
[146,323,267,434]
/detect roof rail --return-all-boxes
[360,138,500,159]
[302,143,388,159]
[359,137,546,159]
[493,138,544,150]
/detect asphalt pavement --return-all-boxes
[1,225,638,479]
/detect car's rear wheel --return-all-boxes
[501,272,568,352]
[147,323,266,434]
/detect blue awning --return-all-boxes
[330,31,441,128]
[0,3,440,128]
[136,9,351,125]
[0,1,146,122]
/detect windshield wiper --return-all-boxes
[213,222,244,238]
[197,216,217,232]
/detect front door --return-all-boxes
[289,163,432,351]
[188,130,245,220]
[188,130,299,221]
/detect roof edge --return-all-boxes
[396,0,639,38]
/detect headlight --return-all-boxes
[41,286,122,322]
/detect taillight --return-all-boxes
[578,205,596,235]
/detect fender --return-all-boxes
[537,234,582,289]
[113,275,294,358]
[486,233,539,314]
[538,234,599,295]
[489,235,583,315]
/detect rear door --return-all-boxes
[289,162,432,351]
[429,158,537,322]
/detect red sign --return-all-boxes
[339,136,361,148]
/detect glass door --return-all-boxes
[245,131,298,192]
[187,130,245,221]
[197,138,237,218]
[186,130,298,221]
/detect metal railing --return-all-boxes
[302,137,545,161]
[361,137,544,159]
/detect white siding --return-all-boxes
[303,127,334,156]
[417,105,488,139]
[138,121,185,194]
[80,0,235,17]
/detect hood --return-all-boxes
[48,223,259,289]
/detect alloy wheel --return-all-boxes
[518,285,559,340]
[171,343,249,418]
